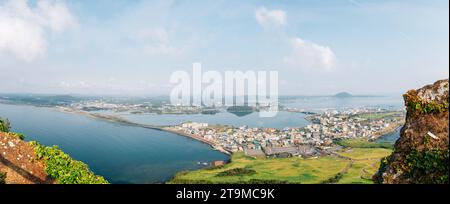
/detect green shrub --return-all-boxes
[405,149,449,184]
[321,172,344,184]
[0,118,11,132]
[216,168,256,177]
[11,132,25,140]
[337,139,393,149]
[0,172,6,184]
[30,141,108,184]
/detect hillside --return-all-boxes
[375,79,449,184]
[0,127,108,184]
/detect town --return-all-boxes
[167,108,405,158]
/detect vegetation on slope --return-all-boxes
[404,149,449,183]
[30,141,108,184]
[170,149,391,184]
[0,171,6,184]
[337,138,393,149]
[1,117,107,184]
[216,168,256,177]
[0,118,11,132]
[377,149,449,184]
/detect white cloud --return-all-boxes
[36,0,78,32]
[283,37,337,72]
[255,6,337,72]
[255,6,287,29]
[136,27,185,56]
[0,0,77,62]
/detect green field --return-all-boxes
[336,148,392,160]
[169,148,392,184]
[352,112,402,120]
[336,138,394,149]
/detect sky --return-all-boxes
[0,0,448,96]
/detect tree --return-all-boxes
[0,118,11,132]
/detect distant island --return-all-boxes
[333,92,353,98]
[226,106,255,117]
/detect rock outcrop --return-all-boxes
[375,79,449,184]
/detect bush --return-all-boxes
[337,139,393,149]
[10,132,25,140]
[405,149,449,184]
[0,118,11,132]
[30,141,108,184]
[216,168,256,177]
[0,172,6,184]
[321,173,344,184]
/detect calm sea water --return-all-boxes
[0,103,228,184]
[281,95,404,111]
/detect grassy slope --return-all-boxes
[170,148,392,184]
[337,148,392,160]
[354,112,397,120]
[337,138,394,149]
[336,148,393,184]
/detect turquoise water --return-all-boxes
[0,103,228,184]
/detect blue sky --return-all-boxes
[0,0,448,95]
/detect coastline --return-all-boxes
[2,102,402,157]
[56,106,402,154]
[57,106,232,155]
[369,119,404,141]
[159,127,232,155]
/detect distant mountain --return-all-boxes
[333,92,353,98]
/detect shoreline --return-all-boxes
[370,120,404,141]
[159,127,232,155]
[1,102,402,156]
[57,107,232,155]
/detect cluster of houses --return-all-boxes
[174,108,404,159]
[306,109,405,140]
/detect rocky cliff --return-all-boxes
[375,79,449,184]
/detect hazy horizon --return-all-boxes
[1,0,448,96]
